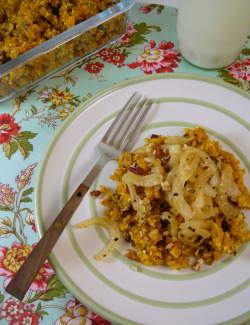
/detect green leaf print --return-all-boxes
[241,48,250,56]
[21,187,34,198]
[29,275,69,302]
[12,131,37,159]
[2,141,18,159]
[0,205,11,211]
[217,68,243,87]
[122,22,161,47]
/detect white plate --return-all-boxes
[35,73,250,325]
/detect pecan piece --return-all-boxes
[90,190,101,198]
[154,144,165,158]
[128,166,145,175]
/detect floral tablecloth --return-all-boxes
[0,2,249,325]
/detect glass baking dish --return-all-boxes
[0,0,136,103]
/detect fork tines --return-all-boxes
[103,91,153,153]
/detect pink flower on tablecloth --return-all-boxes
[139,5,153,14]
[227,58,250,82]
[90,314,114,325]
[55,298,113,325]
[15,309,40,325]
[15,162,38,191]
[139,4,164,14]
[84,62,104,74]
[107,52,126,66]
[117,20,138,43]
[0,298,39,324]
[0,242,54,291]
[127,40,181,74]
[0,114,21,144]
[97,48,113,61]
[97,48,126,67]
[0,298,24,322]
[0,182,16,206]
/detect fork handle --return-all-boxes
[5,183,89,301]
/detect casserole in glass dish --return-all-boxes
[0,0,136,102]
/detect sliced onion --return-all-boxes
[76,217,120,260]
[164,136,190,145]
[220,168,241,199]
[204,184,217,197]
[151,158,165,175]
[179,148,201,183]
[217,193,240,218]
[168,144,182,166]
[122,171,163,187]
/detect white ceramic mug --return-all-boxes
[177,0,250,69]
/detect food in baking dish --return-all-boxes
[0,0,132,101]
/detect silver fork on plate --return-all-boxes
[6,91,153,300]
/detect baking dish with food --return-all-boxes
[0,0,136,103]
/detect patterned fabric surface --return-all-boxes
[0,2,249,324]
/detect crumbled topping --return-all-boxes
[161,180,170,191]
[99,185,107,193]
[181,143,187,151]
[192,259,204,271]
[165,243,174,250]
[130,265,139,272]
[146,143,154,152]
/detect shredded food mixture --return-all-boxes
[0,0,116,63]
[0,0,125,98]
[77,127,250,270]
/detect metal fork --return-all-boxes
[6,92,153,300]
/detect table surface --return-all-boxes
[141,0,178,6]
[0,1,249,325]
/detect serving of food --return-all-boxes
[77,127,250,271]
[0,0,133,101]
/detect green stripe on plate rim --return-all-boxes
[35,73,250,325]
[62,97,250,307]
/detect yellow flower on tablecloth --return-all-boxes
[127,40,180,74]
[55,299,89,325]
[58,106,75,120]
[37,86,80,117]
[0,242,54,291]
[50,90,74,106]
[55,298,113,325]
